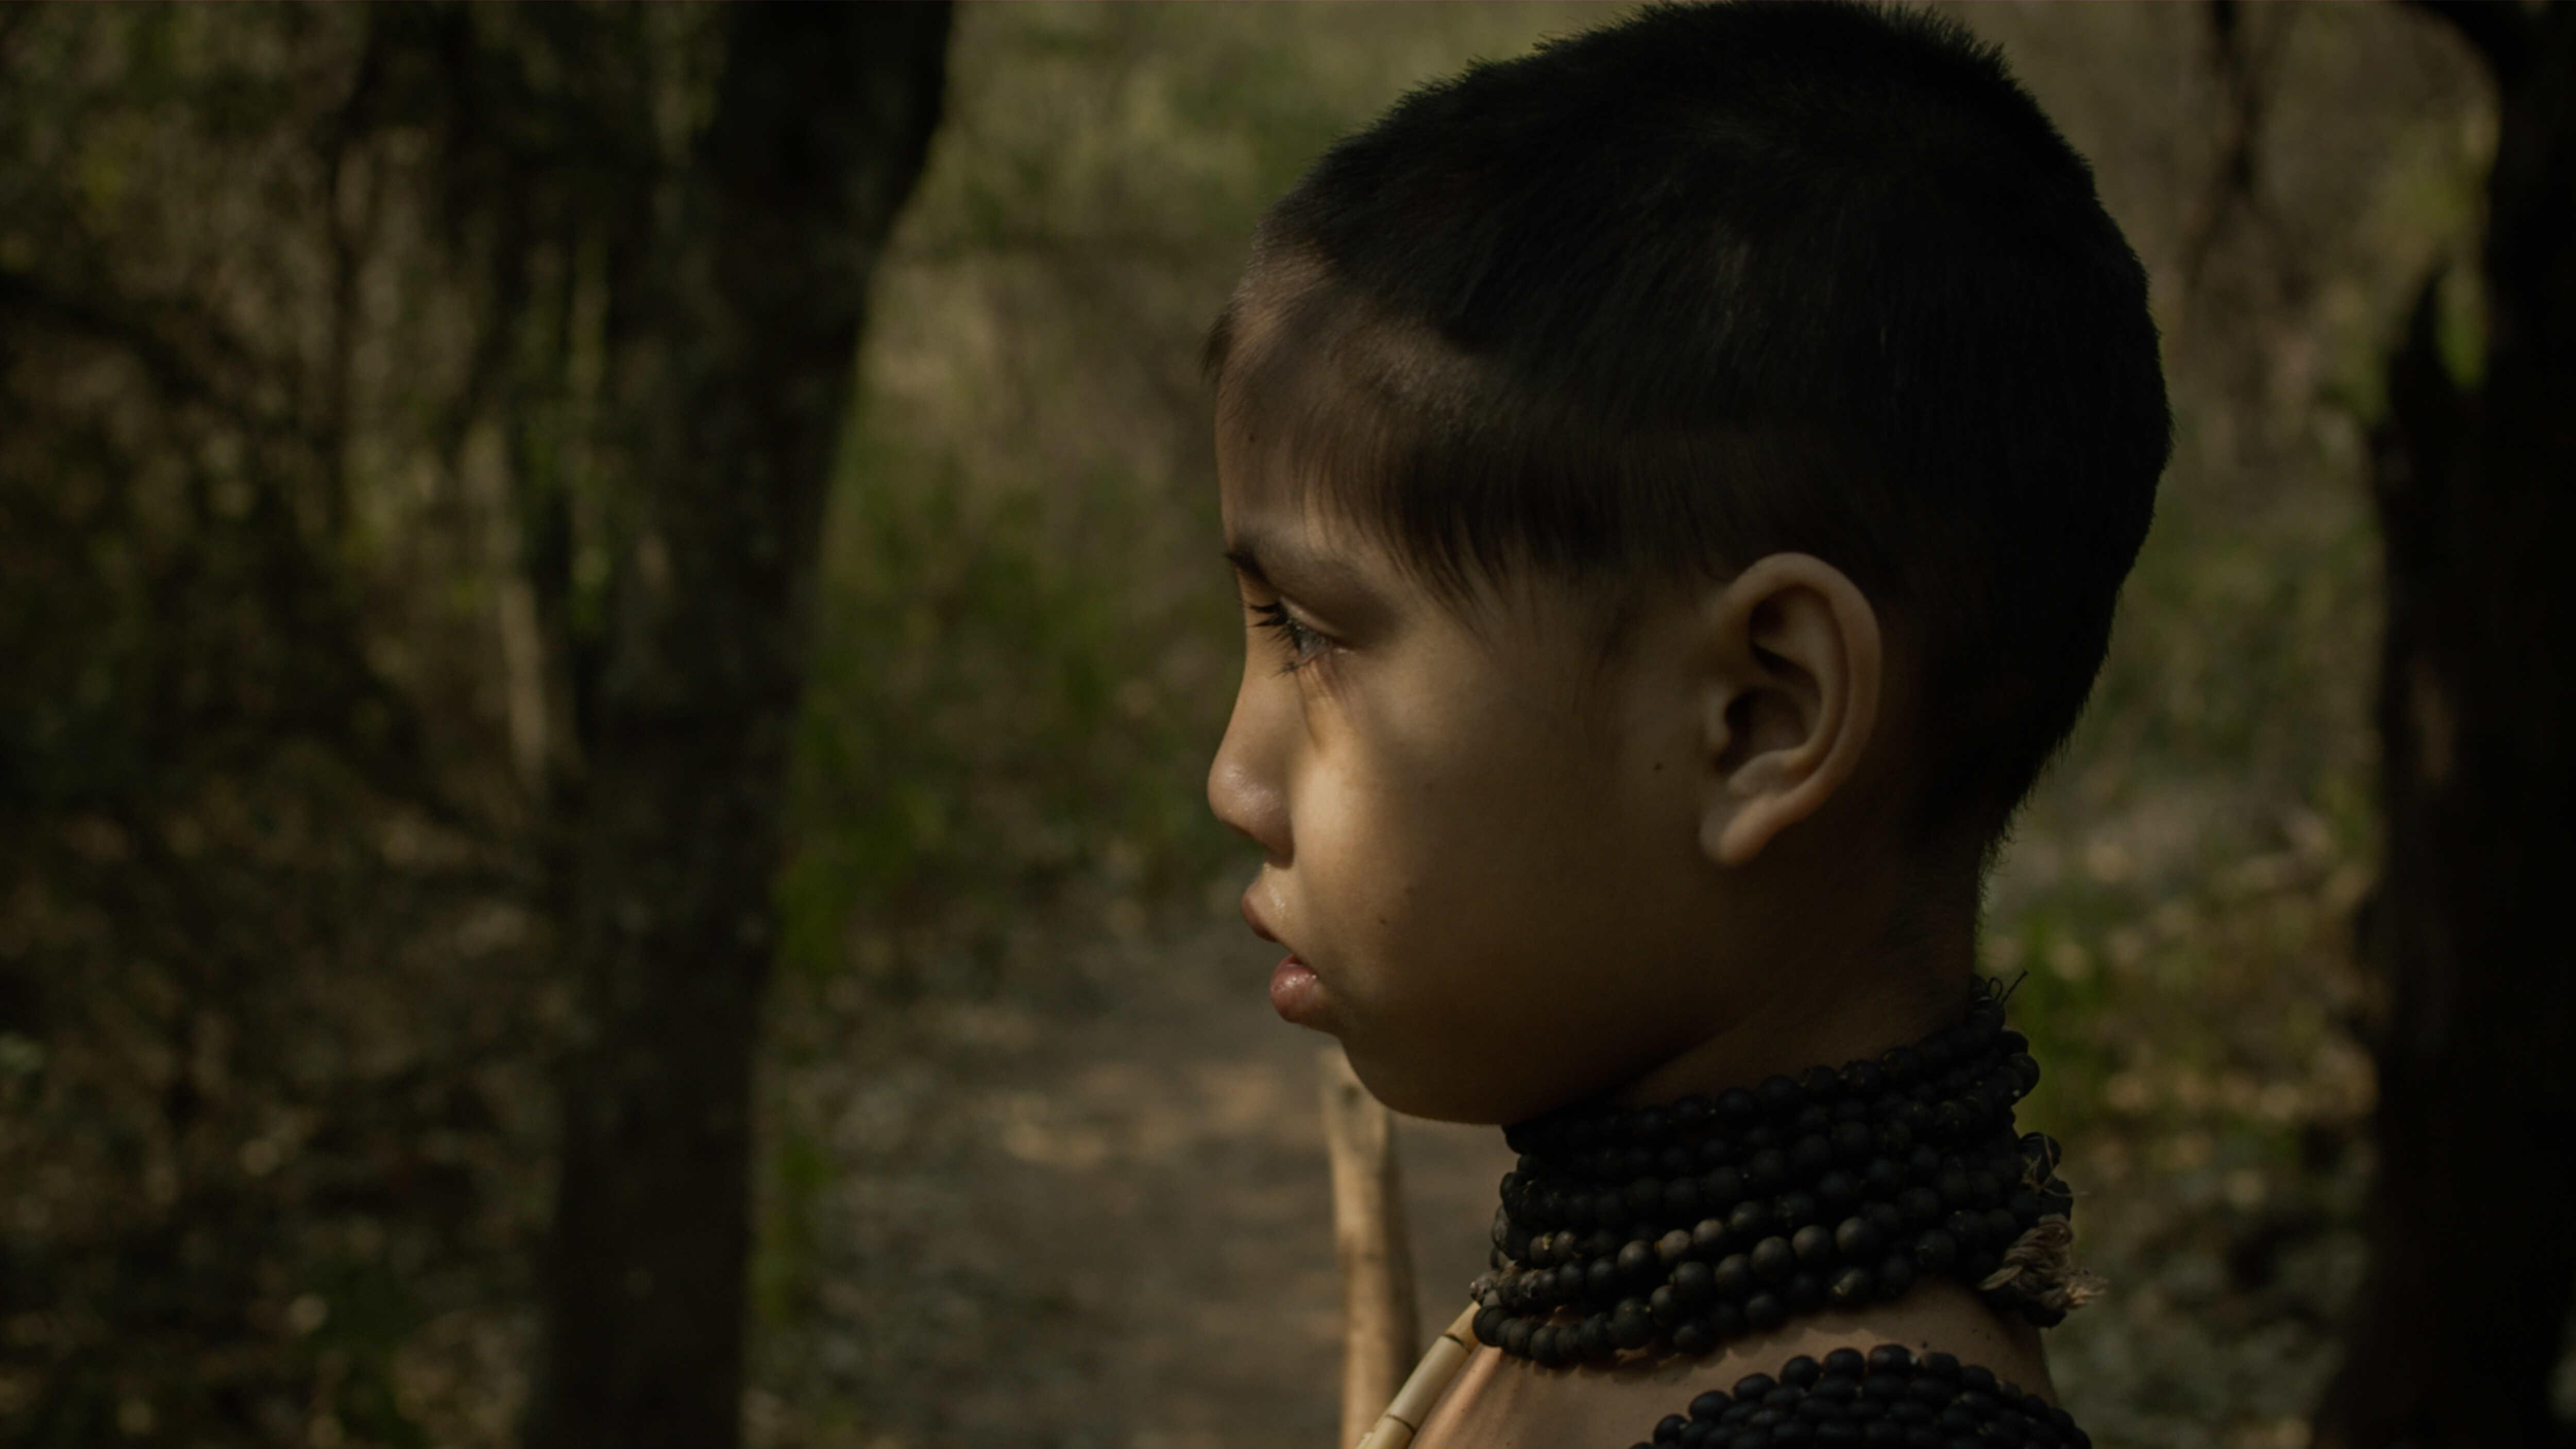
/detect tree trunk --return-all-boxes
[526,8,952,1448]
[2317,6,2576,1447]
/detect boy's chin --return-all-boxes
[1338,1040,1564,1127]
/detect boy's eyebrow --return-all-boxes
[1222,526,1373,600]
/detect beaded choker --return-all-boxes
[1469,979,2090,1369]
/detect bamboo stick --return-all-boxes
[1320,1047,1422,1449]
[1350,1303,1482,1449]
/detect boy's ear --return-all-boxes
[1694,553,1883,868]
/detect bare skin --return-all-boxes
[1414,1283,2053,1448]
[1205,299,2048,1435]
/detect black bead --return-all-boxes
[1959,1366,1998,1395]
[1866,1157,1908,1195]
[1759,1075,1804,1116]
[1699,1137,1737,1171]
[1835,1215,1885,1261]
[1704,1166,1749,1209]
[2007,1190,2043,1225]
[1475,1306,1509,1345]
[1772,1354,1817,1388]
[1744,1291,1786,1331]
[1792,1223,1836,1265]
[1800,1065,1843,1102]
[1589,1256,1621,1300]
[1672,1317,1718,1355]
[1747,1148,1790,1193]
[1842,1060,1886,1096]
[1965,1169,2003,1206]
[1865,1343,1916,1376]
[1657,1412,1689,1443]
[1879,1047,1922,1086]
[1709,1299,1748,1339]
[1876,1253,1917,1300]
[1828,1265,1876,1307]
[1730,1199,1771,1239]
[1921,1351,1960,1381]
[1666,1178,1705,1218]
[1945,1209,1987,1250]
[1867,1201,1906,1240]
[1612,1300,1655,1349]
[1675,1095,1717,1133]
[1734,1373,1781,1401]
[1694,1217,1730,1257]
[1793,1103,1834,1136]
[1652,1285,1683,1326]
[1634,1107,1672,1145]
[1719,1087,1761,1127]
[1530,1324,1565,1367]
[1660,1229,1697,1266]
[1712,1254,1754,1301]
[1831,1121,1874,1164]
[1575,1316,1608,1360]
[1619,1238,1659,1282]
[1785,1271,1826,1315]
[1792,1133,1837,1178]
[2008,1053,2041,1093]
[2020,1133,2061,1178]
[1673,1259,1715,1304]
[1501,1317,1535,1356]
[1818,1170,1861,1213]
[1984,1206,2021,1249]
[1911,1229,1958,1273]
[1693,1390,1734,1421]
[1629,1178,1667,1217]
[1776,1191,1820,1233]
[1662,1146,1698,1178]
[1751,1236,1796,1283]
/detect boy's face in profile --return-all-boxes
[1207,407,1748,1127]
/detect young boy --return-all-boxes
[1204,4,2161,1446]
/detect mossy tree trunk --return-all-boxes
[523,7,952,1448]
[2319,5,2576,1446]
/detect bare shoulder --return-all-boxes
[1414,1285,2054,1449]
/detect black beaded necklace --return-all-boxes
[1471,979,2086,1370]
[1631,1343,2095,1449]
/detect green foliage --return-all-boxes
[777,421,1243,999]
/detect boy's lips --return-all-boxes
[1240,890,1328,1027]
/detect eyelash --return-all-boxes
[1247,600,1331,672]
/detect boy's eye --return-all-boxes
[1246,599,1331,672]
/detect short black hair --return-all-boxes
[1204,1,2171,851]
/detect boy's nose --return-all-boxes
[1207,692,1292,862]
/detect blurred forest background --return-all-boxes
[2,5,2566,1449]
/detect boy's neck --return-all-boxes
[1607,896,1978,1109]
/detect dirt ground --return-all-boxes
[774,917,1513,1449]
